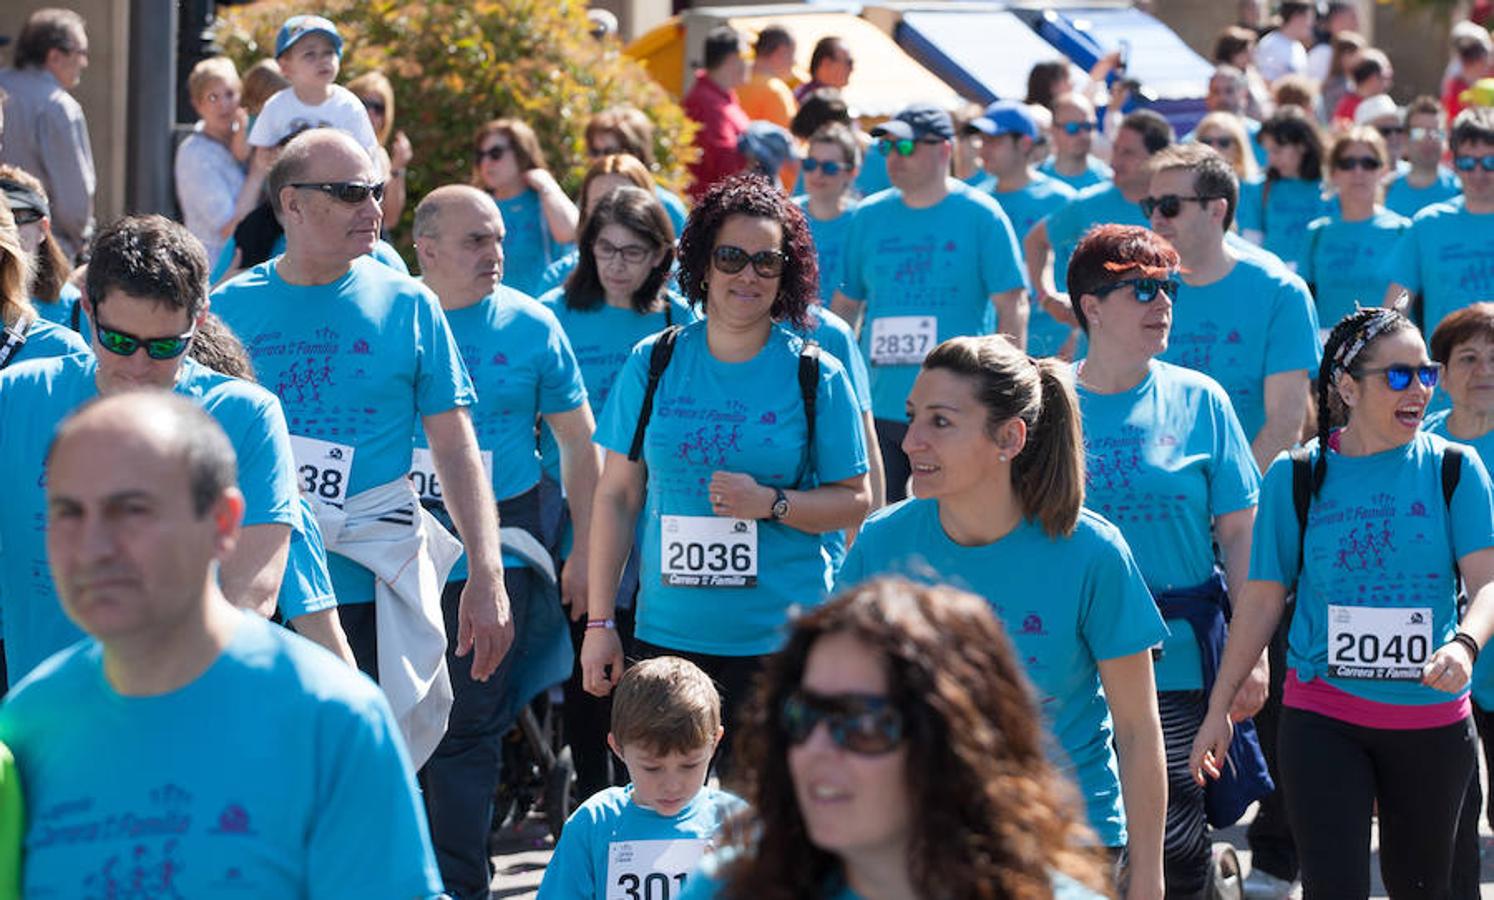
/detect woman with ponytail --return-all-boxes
[836,333,1168,899]
[1191,307,1494,897]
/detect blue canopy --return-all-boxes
[894,8,1077,105]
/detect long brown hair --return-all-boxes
[716,578,1113,899]
[0,202,36,329]
[923,335,1086,537]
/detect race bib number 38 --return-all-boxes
[869,315,937,366]
[1327,605,1433,681]
[290,434,355,508]
[605,838,706,900]
[661,516,757,588]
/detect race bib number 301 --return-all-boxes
[661,516,757,588]
[605,838,706,900]
[869,315,937,366]
[407,447,495,504]
[290,434,355,507]
[1327,605,1433,681]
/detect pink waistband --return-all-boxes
[1283,670,1470,730]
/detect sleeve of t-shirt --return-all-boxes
[534,804,601,900]
[1298,218,1326,286]
[838,205,869,303]
[329,87,383,163]
[832,530,869,594]
[537,310,588,416]
[842,334,872,412]
[1247,452,1300,585]
[1450,446,1494,561]
[977,200,1029,296]
[595,339,652,456]
[307,693,444,897]
[1264,274,1323,376]
[1077,522,1168,660]
[1383,214,1427,293]
[246,91,288,147]
[413,288,478,416]
[812,356,870,485]
[277,497,338,621]
[231,391,299,528]
[1236,180,1264,235]
[1207,382,1262,515]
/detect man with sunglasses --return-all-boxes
[1385,96,1463,218]
[0,216,306,685]
[213,129,511,769]
[1383,107,1494,340]
[830,103,1026,505]
[1039,94,1113,192]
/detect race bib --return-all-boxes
[605,838,706,900]
[290,435,355,508]
[407,447,495,504]
[1327,605,1433,681]
[869,316,937,366]
[660,515,757,587]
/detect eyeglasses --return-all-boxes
[358,97,386,115]
[594,238,654,264]
[876,137,945,158]
[1094,276,1180,303]
[587,145,624,159]
[94,320,195,360]
[1139,194,1216,219]
[1197,135,1236,150]
[1058,121,1097,135]
[1353,362,1440,391]
[781,690,905,755]
[801,158,848,175]
[711,244,785,278]
[1454,154,1494,173]
[290,181,385,204]
[475,144,511,163]
[1333,156,1383,172]
[1409,127,1445,142]
[10,208,43,226]
[1374,125,1408,138]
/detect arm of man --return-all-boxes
[991,288,1028,351]
[1022,220,1079,327]
[830,290,864,333]
[1251,370,1309,474]
[545,404,601,620]
[423,406,512,680]
[581,450,648,696]
[289,607,358,667]
[1098,651,1167,900]
[218,523,290,618]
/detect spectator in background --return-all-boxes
[1023,59,1072,112]
[795,37,854,104]
[1386,96,1464,218]
[1355,94,1408,165]
[1317,30,1366,122]
[471,118,579,296]
[1214,26,1274,121]
[1333,49,1393,126]
[584,106,690,233]
[1306,1,1362,83]
[1272,74,1321,119]
[348,71,413,228]
[736,121,794,189]
[683,26,751,200]
[1446,34,1493,123]
[1194,111,1260,183]
[176,57,248,266]
[240,58,289,123]
[0,8,95,262]
[1255,1,1315,83]
[738,25,797,129]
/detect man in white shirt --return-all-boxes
[1254,1,1315,84]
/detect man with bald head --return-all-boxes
[1039,93,1112,191]
[411,184,597,897]
[0,391,442,896]
[213,128,508,771]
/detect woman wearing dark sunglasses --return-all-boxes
[836,333,1168,898]
[470,118,579,297]
[792,123,860,306]
[582,175,871,772]
[1192,307,1494,898]
[677,579,1112,899]
[0,199,88,373]
[347,71,412,229]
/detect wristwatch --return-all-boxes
[768,486,789,522]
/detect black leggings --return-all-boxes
[1159,691,1210,898]
[1278,707,1475,899]
[874,418,911,504]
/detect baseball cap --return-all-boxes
[738,121,794,174]
[870,103,955,142]
[966,100,1039,139]
[275,15,344,58]
[1353,93,1400,125]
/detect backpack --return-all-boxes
[627,325,821,488]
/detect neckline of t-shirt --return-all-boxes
[92,608,254,704]
[268,258,361,292]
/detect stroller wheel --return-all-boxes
[545,745,577,840]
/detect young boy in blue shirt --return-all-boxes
[538,657,745,899]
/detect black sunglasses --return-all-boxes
[801,157,847,175]
[475,144,511,163]
[1454,154,1494,173]
[1375,125,1408,138]
[587,145,624,159]
[290,181,385,204]
[10,208,43,226]
[711,244,785,278]
[1197,135,1236,150]
[781,690,905,755]
[94,320,195,360]
[1094,276,1180,303]
[358,97,386,115]
[1140,194,1216,219]
[1334,156,1383,172]
[1353,363,1440,391]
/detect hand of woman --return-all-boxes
[580,626,625,697]
[391,130,413,170]
[1422,640,1475,693]
[522,167,563,196]
[709,471,773,520]
[1188,709,1234,786]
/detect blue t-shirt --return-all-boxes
[792,195,857,305]
[1038,155,1113,191]
[414,288,587,579]
[213,256,476,606]
[992,173,1080,357]
[1251,432,1494,707]
[1299,209,1411,334]
[28,283,81,330]
[835,499,1166,846]
[536,250,580,298]
[1383,197,1494,339]
[657,185,690,236]
[1237,177,1332,273]
[1384,167,1463,219]
[211,237,408,285]
[10,316,88,366]
[279,496,338,621]
[1160,252,1322,440]
[1076,361,1260,691]
[497,188,574,298]
[537,784,745,900]
[0,354,298,681]
[594,321,869,656]
[0,612,443,897]
[839,182,1027,420]
[1044,183,1150,300]
[853,148,891,198]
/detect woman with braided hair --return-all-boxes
[1192,307,1494,897]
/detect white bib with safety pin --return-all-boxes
[290,434,356,508]
[605,838,706,900]
[1326,605,1434,681]
[869,316,937,367]
[407,447,495,505]
[660,516,757,588]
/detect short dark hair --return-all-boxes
[703,26,743,72]
[1213,26,1256,65]
[754,24,793,58]
[1024,60,1071,109]
[1455,35,1491,66]
[1350,49,1388,86]
[1452,106,1494,153]
[676,174,817,330]
[1067,224,1181,334]
[611,656,721,755]
[565,186,675,314]
[86,216,209,320]
[1278,1,1313,24]
[1151,143,1240,230]
[1260,106,1325,180]
[808,37,847,77]
[789,88,850,140]
[1120,109,1175,155]
[1431,303,1494,367]
[14,8,86,69]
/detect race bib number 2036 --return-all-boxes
[661,516,757,588]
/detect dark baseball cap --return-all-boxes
[870,103,955,142]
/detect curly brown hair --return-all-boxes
[675,173,816,330]
[715,578,1113,899]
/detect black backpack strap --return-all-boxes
[69,297,83,335]
[627,325,681,462]
[1290,446,1314,582]
[1443,445,1464,509]
[792,340,821,488]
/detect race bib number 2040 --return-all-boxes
[605,838,706,900]
[1326,605,1433,681]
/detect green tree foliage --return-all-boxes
[213,0,696,243]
